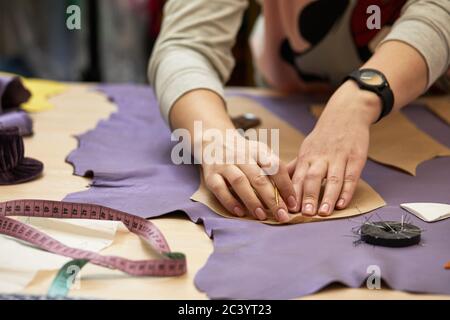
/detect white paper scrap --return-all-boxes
[400,202,450,222]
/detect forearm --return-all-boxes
[170,89,235,142]
[363,40,428,112]
[335,0,450,121]
[148,0,247,125]
[324,40,429,125]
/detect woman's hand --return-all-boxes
[201,131,297,222]
[290,81,382,216]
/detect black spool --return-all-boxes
[0,127,43,185]
[360,221,421,248]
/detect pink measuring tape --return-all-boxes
[0,199,187,277]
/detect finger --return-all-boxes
[257,153,297,213]
[287,158,297,177]
[291,159,309,212]
[301,160,327,216]
[269,160,297,212]
[318,158,346,216]
[221,166,267,221]
[336,155,366,209]
[239,162,290,223]
[205,173,245,217]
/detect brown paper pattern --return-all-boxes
[420,95,450,125]
[310,104,450,175]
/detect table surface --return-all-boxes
[2,84,449,299]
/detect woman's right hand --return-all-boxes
[200,131,297,222]
[169,89,297,222]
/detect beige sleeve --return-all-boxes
[148,0,248,124]
[380,0,450,88]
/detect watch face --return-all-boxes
[359,70,384,86]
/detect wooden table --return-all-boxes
[2,84,448,299]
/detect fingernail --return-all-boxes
[337,198,345,207]
[319,203,330,215]
[287,196,297,209]
[254,208,266,220]
[234,206,245,217]
[276,208,290,223]
[303,203,314,215]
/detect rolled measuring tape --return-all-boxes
[0,199,187,277]
[360,220,421,248]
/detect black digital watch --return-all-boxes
[344,68,395,122]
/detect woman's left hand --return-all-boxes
[289,81,382,216]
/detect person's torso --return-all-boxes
[251,0,407,92]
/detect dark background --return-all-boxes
[0,0,260,86]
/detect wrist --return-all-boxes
[194,126,242,155]
[326,80,383,126]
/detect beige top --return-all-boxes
[148,0,450,124]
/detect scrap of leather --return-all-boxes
[191,96,385,224]
[310,104,450,175]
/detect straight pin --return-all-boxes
[273,181,279,206]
